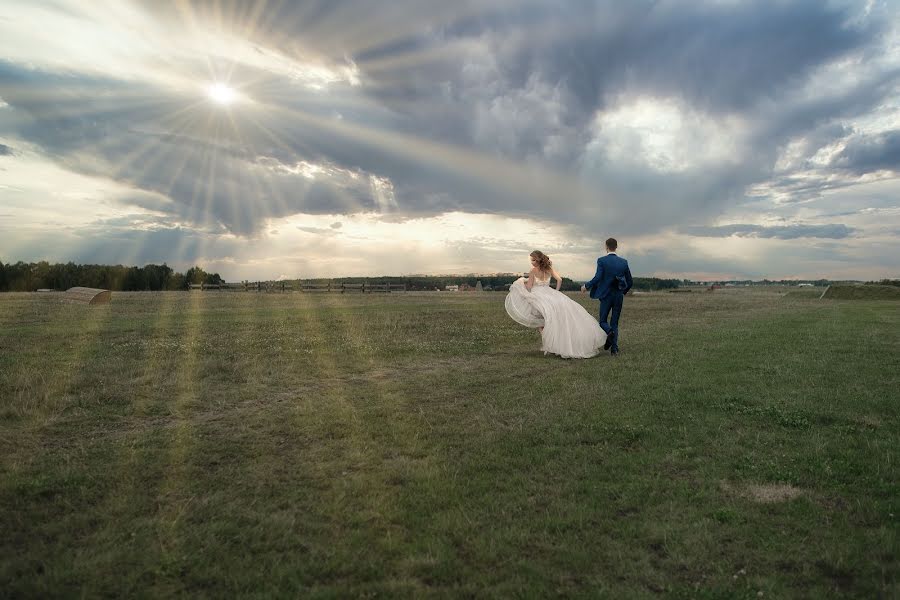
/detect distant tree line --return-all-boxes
[0,261,223,292]
[690,279,833,286]
[686,279,898,287]
[630,277,682,291]
[868,279,900,287]
[0,259,687,293]
[296,274,681,292]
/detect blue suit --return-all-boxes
[584,253,633,353]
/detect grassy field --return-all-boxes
[1,288,897,598]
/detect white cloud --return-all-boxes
[0,1,360,93]
[589,97,747,173]
[0,142,171,230]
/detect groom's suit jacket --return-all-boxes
[585,253,633,300]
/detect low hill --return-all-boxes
[821,284,900,300]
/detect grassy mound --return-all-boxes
[822,284,900,300]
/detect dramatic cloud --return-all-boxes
[832,130,900,174]
[0,0,898,280]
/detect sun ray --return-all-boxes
[256,100,599,218]
[274,1,507,64]
[242,106,381,224]
[218,106,287,238]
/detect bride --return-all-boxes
[505,250,607,359]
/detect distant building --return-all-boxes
[445,285,459,292]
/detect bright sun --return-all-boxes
[207,83,237,105]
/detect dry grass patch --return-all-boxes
[745,483,804,503]
[853,415,882,429]
[720,481,805,504]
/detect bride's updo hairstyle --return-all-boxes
[530,250,552,272]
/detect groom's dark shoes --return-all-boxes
[603,331,614,351]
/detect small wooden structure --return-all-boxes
[64,287,111,305]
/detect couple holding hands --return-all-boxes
[505,238,633,359]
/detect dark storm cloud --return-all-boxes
[832,130,900,174]
[684,223,855,240]
[0,143,12,155]
[354,0,882,157]
[504,0,875,115]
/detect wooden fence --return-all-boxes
[189,282,293,292]
[299,282,406,293]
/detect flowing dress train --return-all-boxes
[505,277,606,358]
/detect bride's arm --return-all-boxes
[525,269,535,292]
[552,268,562,291]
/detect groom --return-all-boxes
[581,238,633,355]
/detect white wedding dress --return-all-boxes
[505,276,607,358]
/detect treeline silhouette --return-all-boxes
[869,279,900,287]
[0,260,683,293]
[298,275,681,292]
[0,261,222,292]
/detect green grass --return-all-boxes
[1,289,897,597]
[781,288,824,299]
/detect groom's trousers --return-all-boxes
[598,291,625,352]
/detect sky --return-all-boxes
[0,0,898,281]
